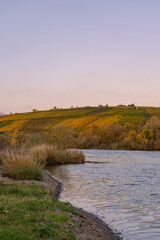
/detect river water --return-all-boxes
[48,150,160,240]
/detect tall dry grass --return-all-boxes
[1,148,45,180]
[30,144,85,165]
[1,144,85,180]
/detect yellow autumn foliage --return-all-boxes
[89,115,120,127]
[137,129,153,144]
[128,130,137,140]
[51,116,98,129]
[8,128,20,146]
[0,120,27,133]
[145,107,160,114]
[0,108,96,122]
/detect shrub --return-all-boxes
[124,122,135,132]
[0,134,10,150]
[21,133,42,148]
[154,139,160,150]
[137,129,153,144]
[143,116,160,130]
[41,126,76,149]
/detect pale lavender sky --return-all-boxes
[1,0,160,113]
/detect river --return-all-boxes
[48,150,160,240]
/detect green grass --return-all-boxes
[0,182,77,240]
[8,167,43,180]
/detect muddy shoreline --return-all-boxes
[0,167,122,240]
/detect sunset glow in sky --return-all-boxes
[1,0,160,113]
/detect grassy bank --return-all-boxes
[0,171,119,240]
[0,181,77,240]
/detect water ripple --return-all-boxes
[48,150,160,240]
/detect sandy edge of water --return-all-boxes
[0,167,122,240]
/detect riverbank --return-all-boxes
[0,166,120,240]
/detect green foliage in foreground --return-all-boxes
[9,167,43,180]
[0,182,77,240]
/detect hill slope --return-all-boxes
[0,106,159,134]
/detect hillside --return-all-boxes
[0,106,159,134]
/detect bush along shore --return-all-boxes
[0,166,120,240]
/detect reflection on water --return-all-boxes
[48,150,160,240]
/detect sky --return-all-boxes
[1,0,160,113]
